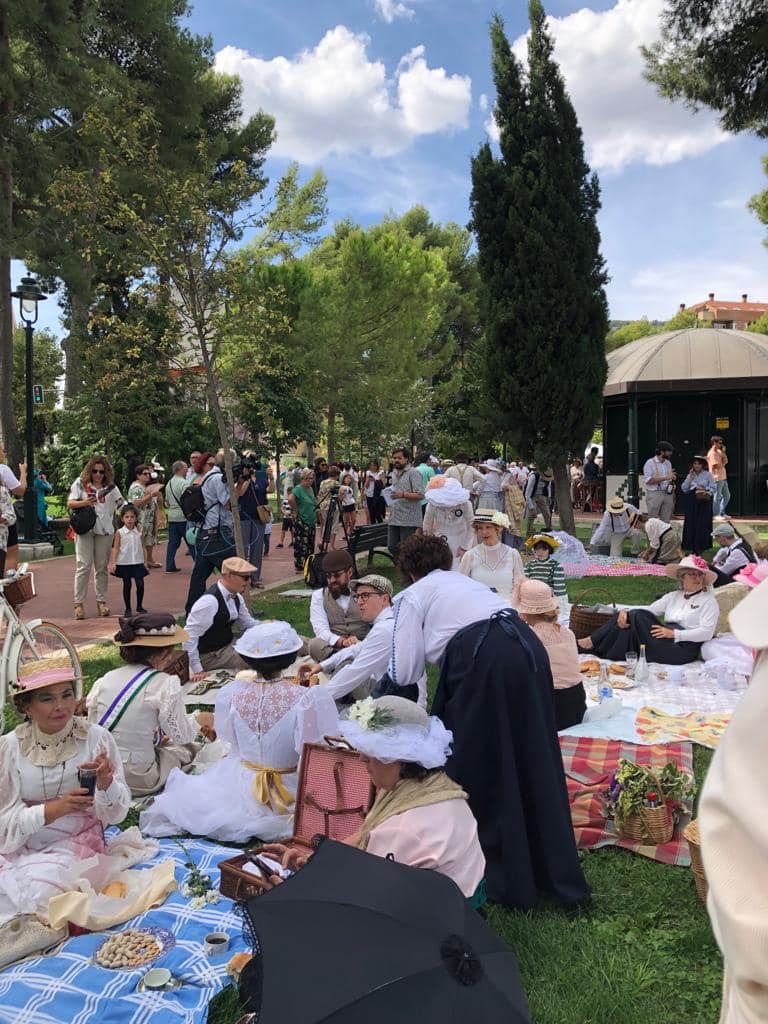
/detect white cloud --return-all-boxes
[478,93,488,112]
[374,0,414,23]
[713,198,746,210]
[619,257,768,319]
[488,0,728,173]
[215,27,471,162]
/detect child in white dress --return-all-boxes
[109,504,149,616]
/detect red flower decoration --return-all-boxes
[691,555,708,571]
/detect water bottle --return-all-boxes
[635,644,649,683]
[599,684,614,703]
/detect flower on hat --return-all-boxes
[348,697,394,732]
[690,555,709,572]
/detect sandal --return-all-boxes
[147,562,162,569]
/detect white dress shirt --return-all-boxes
[643,456,673,490]
[643,589,719,644]
[388,570,508,687]
[183,581,259,673]
[319,606,426,705]
[310,588,353,647]
[590,504,639,547]
[713,542,751,577]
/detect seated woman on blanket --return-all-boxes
[87,614,210,797]
[515,579,586,731]
[0,663,154,928]
[261,696,486,901]
[578,556,718,666]
[140,621,338,843]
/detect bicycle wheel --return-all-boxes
[14,621,84,700]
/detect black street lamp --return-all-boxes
[10,275,47,543]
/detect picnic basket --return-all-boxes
[617,803,674,844]
[219,738,375,902]
[0,572,35,609]
[569,586,616,640]
[683,819,707,902]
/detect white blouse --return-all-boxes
[644,589,719,644]
[0,722,130,857]
[459,543,524,603]
[87,667,198,766]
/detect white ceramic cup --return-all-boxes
[143,967,172,990]
[204,932,230,957]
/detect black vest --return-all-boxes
[198,583,241,654]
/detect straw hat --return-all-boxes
[234,621,302,659]
[349,574,394,598]
[540,469,554,482]
[339,696,453,769]
[730,576,768,650]
[607,497,627,514]
[114,613,188,647]
[472,508,509,530]
[664,555,716,589]
[13,664,80,696]
[515,579,558,615]
[525,533,561,551]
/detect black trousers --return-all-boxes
[554,682,586,731]
[590,610,702,665]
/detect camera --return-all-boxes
[233,454,258,480]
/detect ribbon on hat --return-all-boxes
[114,612,176,644]
[241,761,294,814]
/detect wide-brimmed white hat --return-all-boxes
[730,576,768,650]
[340,696,453,769]
[479,459,503,473]
[665,555,716,589]
[234,621,302,659]
[425,476,470,508]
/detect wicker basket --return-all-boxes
[617,803,674,844]
[683,819,708,902]
[1,573,35,609]
[569,586,616,640]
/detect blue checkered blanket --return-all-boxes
[0,834,248,1024]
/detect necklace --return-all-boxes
[477,543,507,572]
[41,761,67,800]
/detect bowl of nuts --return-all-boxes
[94,926,175,970]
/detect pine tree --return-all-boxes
[470,4,609,534]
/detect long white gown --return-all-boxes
[140,677,339,843]
[0,719,154,926]
[423,501,474,569]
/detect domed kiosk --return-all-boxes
[603,327,768,516]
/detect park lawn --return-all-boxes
[5,561,720,1024]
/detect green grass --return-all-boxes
[4,555,722,1023]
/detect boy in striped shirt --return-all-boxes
[523,534,568,618]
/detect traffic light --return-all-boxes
[33,384,44,405]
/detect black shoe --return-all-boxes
[276,543,284,548]
[165,567,181,573]
[136,606,147,613]
[124,607,132,617]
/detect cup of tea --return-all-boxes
[77,764,98,796]
[204,932,230,957]
[143,967,172,990]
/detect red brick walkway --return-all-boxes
[17,537,303,644]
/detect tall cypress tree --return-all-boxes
[471,4,608,534]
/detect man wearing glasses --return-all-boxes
[306,549,371,662]
[299,574,426,704]
[183,556,261,679]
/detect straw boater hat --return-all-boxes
[13,664,81,697]
[349,574,394,598]
[425,475,470,508]
[515,579,559,616]
[525,533,561,551]
[472,508,509,530]
[665,555,716,589]
[234,620,303,660]
[607,497,627,514]
[540,468,554,481]
[114,613,189,647]
[340,696,453,769]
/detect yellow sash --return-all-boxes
[241,761,294,815]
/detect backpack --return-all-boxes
[180,469,216,524]
[304,551,327,589]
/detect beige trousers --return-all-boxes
[200,644,248,673]
[73,531,114,604]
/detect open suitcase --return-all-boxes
[219,738,375,901]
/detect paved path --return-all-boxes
[18,537,303,645]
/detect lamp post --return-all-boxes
[10,275,47,543]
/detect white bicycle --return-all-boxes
[0,573,83,731]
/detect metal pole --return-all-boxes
[627,394,639,509]
[23,321,36,542]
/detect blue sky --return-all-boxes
[20,0,768,336]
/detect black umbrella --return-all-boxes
[241,839,530,1023]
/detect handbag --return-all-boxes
[69,505,97,534]
[695,490,712,502]
[256,504,272,525]
[0,915,67,969]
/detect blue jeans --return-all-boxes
[165,520,192,570]
[240,517,265,582]
[185,528,236,613]
[714,479,731,517]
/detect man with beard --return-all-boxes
[306,549,371,662]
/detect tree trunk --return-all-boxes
[62,287,89,398]
[0,11,20,462]
[553,461,575,536]
[326,405,336,463]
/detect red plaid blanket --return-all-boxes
[559,734,694,866]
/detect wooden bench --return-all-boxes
[347,524,395,572]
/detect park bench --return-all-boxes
[347,524,395,573]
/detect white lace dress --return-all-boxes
[0,719,154,926]
[86,666,200,796]
[459,542,524,604]
[140,677,339,843]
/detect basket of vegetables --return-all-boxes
[604,759,696,844]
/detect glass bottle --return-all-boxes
[635,643,649,683]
